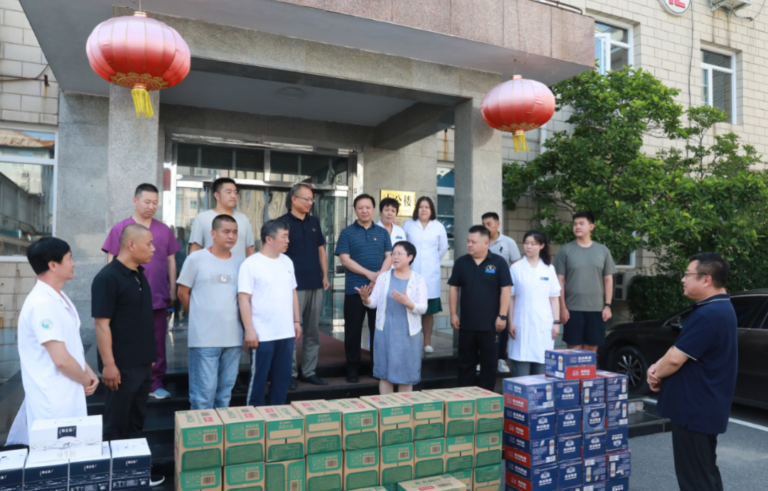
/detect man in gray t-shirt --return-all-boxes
[177,214,245,410]
[554,211,617,351]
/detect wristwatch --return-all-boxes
[604,303,612,308]
[498,315,508,321]
[553,320,562,325]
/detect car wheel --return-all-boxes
[609,345,650,395]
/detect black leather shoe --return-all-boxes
[346,374,359,384]
[289,376,298,390]
[303,375,329,386]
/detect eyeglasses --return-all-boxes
[294,196,314,204]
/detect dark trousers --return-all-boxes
[457,330,498,391]
[498,328,508,359]
[344,294,376,376]
[247,338,295,407]
[103,363,152,441]
[671,421,724,491]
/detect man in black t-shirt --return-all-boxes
[92,224,157,440]
[448,225,512,391]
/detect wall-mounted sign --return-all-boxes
[658,0,691,15]
[380,190,416,217]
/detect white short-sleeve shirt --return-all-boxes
[377,220,406,248]
[237,253,297,342]
[190,210,255,258]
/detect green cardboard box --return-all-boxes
[256,406,305,463]
[305,451,342,491]
[361,395,413,446]
[332,399,379,450]
[265,459,305,491]
[413,438,446,479]
[176,468,221,491]
[175,410,224,472]
[224,462,265,491]
[344,448,380,490]
[473,432,501,469]
[457,388,503,434]
[379,443,414,491]
[397,474,466,491]
[291,401,343,455]
[217,406,266,465]
[472,464,501,491]
[392,392,444,442]
[422,390,475,437]
[445,435,474,473]
[448,470,473,489]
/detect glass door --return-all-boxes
[314,190,348,329]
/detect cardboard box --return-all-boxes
[413,438,446,479]
[448,470,472,489]
[379,443,414,491]
[422,390,475,437]
[291,401,342,455]
[69,442,110,491]
[604,478,628,491]
[605,401,628,428]
[474,431,501,469]
[110,438,152,491]
[580,377,606,405]
[582,431,606,460]
[456,387,503,434]
[393,392,444,441]
[177,468,221,491]
[583,456,606,485]
[22,454,67,491]
[502,378,554,413]
[582,404,606,433]
[539,378,580,409]
[444,435,474,473]
[596,371,629,402]
[503,409,555,441]
[397,474,466,491]
[256,406,305,463]
[556,459,582,490]
[350,488,387,491]
[0,449,27,491]
[556,434,582,463]
[175,410,224,472]
[472,464,501,491]
[607,451,631,480]
[224,462,265,491]
[217,406,266,465]
[333,399,379,451]
[503,436,555,468]
[361,395,414,446]
[265,459,305,491]
[504,462,557,491]
[543,350,597,380]
[344,449,379,491]
[606,426,628,454]
[28,415,102,462]
[555,407,582,436]
[305,451,342,491]
[583,482,607,491]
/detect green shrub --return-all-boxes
[627,274,690,322]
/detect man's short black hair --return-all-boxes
[261,219,290,243]
[689,252,729,288]
[212,177,237,195]
[27,237,71,275]
[572,211,595,224]
[380,197,400,213]
[134,183,159,197]
[212,214,237,231]
[393,240,417,265]
[354,193,375,209]
[468,225,491,240]
[481,212,500,222]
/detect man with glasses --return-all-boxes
[648,253,737,491]
[280,184,330,390]
[190,177,256,258]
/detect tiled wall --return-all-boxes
[0,262,35,383]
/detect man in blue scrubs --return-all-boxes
[648,252,737,491]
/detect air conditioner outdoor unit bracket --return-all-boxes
[711,0,752,16]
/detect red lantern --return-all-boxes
[86,11,191,118]
[481,75,555,153]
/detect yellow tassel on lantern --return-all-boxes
[512,131,529,153]
[131,84,154,118]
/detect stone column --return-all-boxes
[107,85,161,225]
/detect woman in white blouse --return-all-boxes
[508,230,561,376]
[403,197,449,353]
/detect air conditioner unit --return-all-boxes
[614,272,636,302]
[711,0,752,15]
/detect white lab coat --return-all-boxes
[508,259,561,363]
[377,220,406,248]
[403,219,449,299]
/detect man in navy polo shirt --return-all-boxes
[335,193,392,383]
[280,183,331,390]
[649,252,737,491]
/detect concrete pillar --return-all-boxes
[453,99,503,257]
[107,85,161,226]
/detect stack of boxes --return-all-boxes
[503,350,632,491]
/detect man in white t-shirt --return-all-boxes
[377,197,406,247]
[6,238,99,445]
[190,177,256,258]
[178,214,245,410]
[238,219,302,407]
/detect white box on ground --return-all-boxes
[0,449,28,491]
[23,454,68,491]
[29,415,102,462]
[110,439,152,491]
[69,442,111,491]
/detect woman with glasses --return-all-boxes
[508,230,562,376]
[356,241,428,394]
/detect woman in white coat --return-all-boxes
[403,197,448,353]
[508,230,561,376]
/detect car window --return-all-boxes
[730,297,765,327]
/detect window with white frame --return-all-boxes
[594,22,632,75]
[437,165,454,262]
[0,125,57,258]
[701,50,736,123]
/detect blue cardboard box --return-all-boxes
[607,451,631,480]
[580,378,605,405]
[582,431,606,459]
[583,482,607,491]
[560,487,584,491]
[504,408,556,441]
[505,462,557,491]
[596,371,629,402]
[557,434,582,462]
[111,438,151,491]
[69,442,111,491]
[606,427,628,454]
[604,478,628,491]
[503,377,555,413]
[583,456,607,484]
[504,436,556,468]
[541,377,580,408]
[556,407,582,436]
[582,404,606,433]
[605,401,628,428]
[544,350,597,380]
[23,454,68,491]
[557,459,583,489]
[0,449,27,491]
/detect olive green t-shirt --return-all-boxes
[554,241,617,312]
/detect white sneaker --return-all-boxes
[424,345,434,353]
[498,359,511,373]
